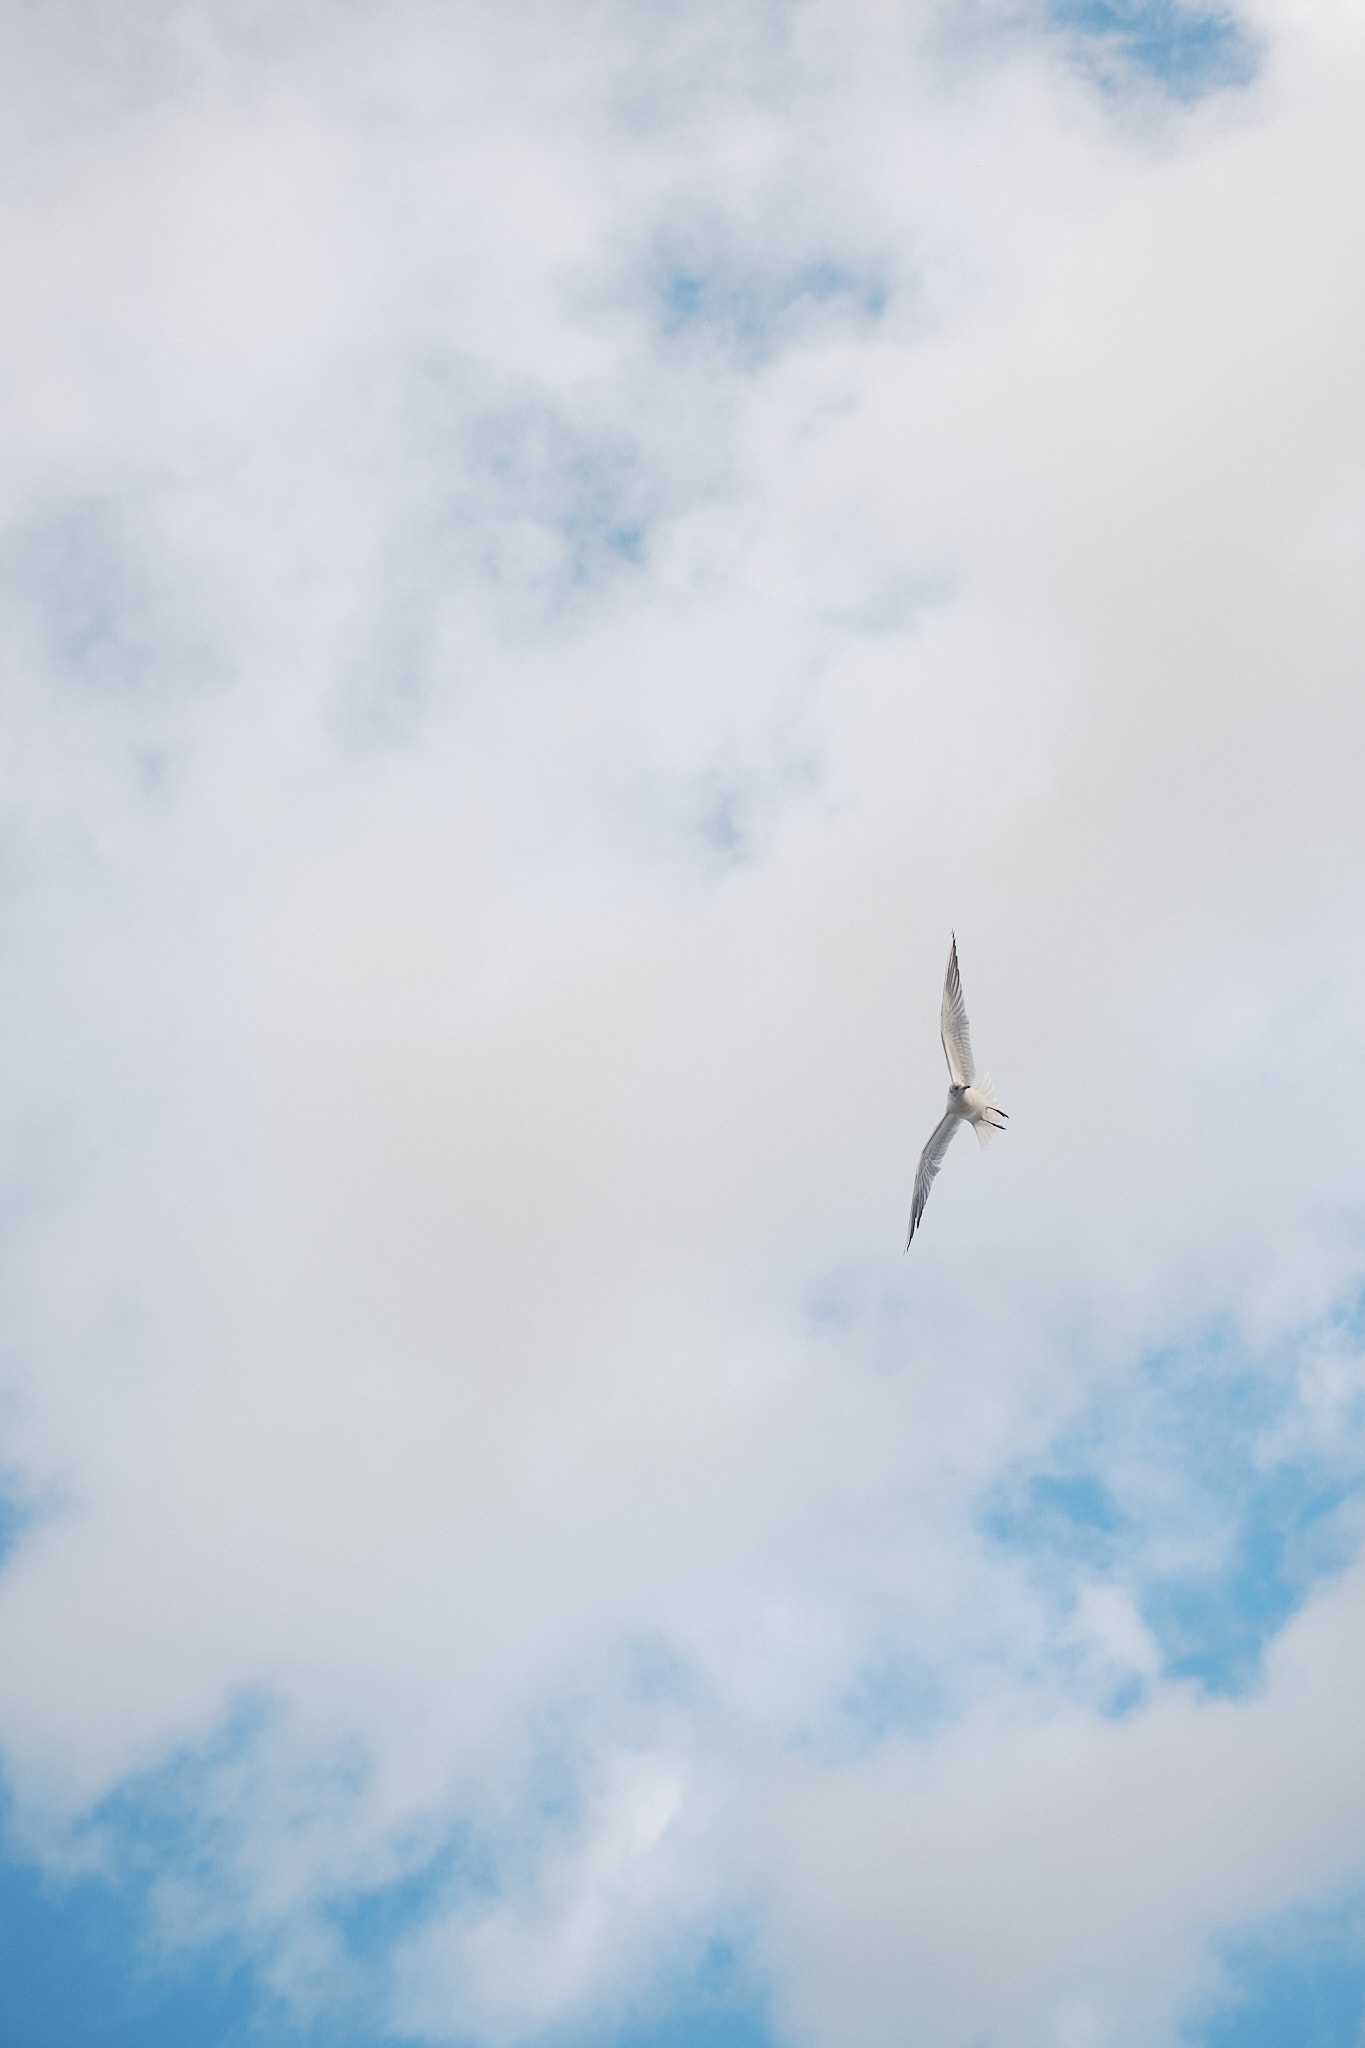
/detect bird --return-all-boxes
[906,934,1007,1247]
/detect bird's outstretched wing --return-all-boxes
[907,1111,961,1247]
[940,933,976,1086]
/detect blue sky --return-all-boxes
[3,0,1365,2045]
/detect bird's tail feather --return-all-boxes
[973,1073,1005,1148]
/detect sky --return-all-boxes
[1,0,1364,2044]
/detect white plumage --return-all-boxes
[906,934,1008,1247]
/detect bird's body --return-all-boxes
[906,935,1007,1247]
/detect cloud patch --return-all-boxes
[2,1,1364,2045]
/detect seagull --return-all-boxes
[906,934,1007,1247]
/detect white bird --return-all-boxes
[906,934,1007,1247]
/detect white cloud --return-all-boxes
[764,1556,1365,2048]
[0,0,1364,2042]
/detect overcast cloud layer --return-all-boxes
[2,1,1365,2043]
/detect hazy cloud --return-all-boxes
[1,1,1362,2043]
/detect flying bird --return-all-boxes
[906,934,1007,1247]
